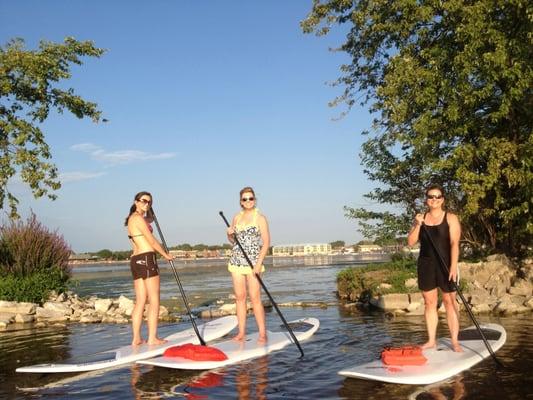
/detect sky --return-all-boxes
[1,1,379,253]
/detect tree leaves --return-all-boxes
[0,37,105,218]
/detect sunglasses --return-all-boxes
[241,197,255,202]
[138,198,152,205]
[426,194,443,200]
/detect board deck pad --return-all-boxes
[16,316,238,373]
[137,317,320,370]
[338,323,506,385]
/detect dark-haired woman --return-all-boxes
[407,184,463,352]
[125,191,173,346]
[226,187,270,343]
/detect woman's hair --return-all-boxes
[124,191,152,226]
[239,186,256,208]
[425,184,445,198]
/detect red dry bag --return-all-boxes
[163,343,228,361]
[381,346,427,366]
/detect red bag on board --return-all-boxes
[381,346,427,366]
[163,343,228,361]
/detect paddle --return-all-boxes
[219,211,305,358]
[148,207,206,346]
[420,223,504,368]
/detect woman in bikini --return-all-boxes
[226,187,270,343]
[125,191,173,346]
[407,184,463,352]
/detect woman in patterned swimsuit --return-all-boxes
[226,186,271,343]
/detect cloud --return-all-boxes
[60,171,107,183]
[70,143,176,166]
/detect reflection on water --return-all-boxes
[1,262,532,399]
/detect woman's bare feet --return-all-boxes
[421,341,437,349]
[257,335,267,345]
[232,333,245,342]
[132,338,146,346]
[147,337,167,346]
[451,341,463,352]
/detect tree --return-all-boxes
[329,240,345,248]
[302,0,532,257]
[0,37,105,217]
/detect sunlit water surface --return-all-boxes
[0,262,531,399]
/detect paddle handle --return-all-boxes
[219,211,305,358]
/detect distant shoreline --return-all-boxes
[69,253,390,269]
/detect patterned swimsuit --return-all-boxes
[228,209,265,275]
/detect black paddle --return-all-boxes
[148,207,206,346]
[219,211,305,358]
[420,223,504,368]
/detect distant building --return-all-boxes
[356,244,383,253]
[272,243,332,256]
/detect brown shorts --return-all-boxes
[130,251,159,280]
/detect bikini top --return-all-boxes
[127,218,153,241]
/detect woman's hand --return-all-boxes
[449,265,458,282]
[414,213,424,226]
[227,227,235,236]
[163,253,174,261]
[253,264,262,275]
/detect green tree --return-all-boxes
[96,249,113,259]
[330,240,345,248]
[303,0,532,257]
[0,37,105,217]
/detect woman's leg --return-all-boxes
[145,275,166,345]
[442,291,462,352]
[422,288,439,349]
[247,273,266,343]
[131,278,147,345]
[232,272,248,341]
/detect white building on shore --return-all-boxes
[272,243,332,256]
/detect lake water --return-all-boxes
[0,260,531,399]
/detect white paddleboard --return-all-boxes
[339,323,506,385]
[16,315,237,373]
[137,317,320,370]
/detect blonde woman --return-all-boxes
[226,187,270,343]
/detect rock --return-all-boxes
[370,294,410,310]
[118,295,134,316]
[0,321,8,329]
[15,313,35,323]
[80,315,102,323]
[472,303,493,314]
[43,302,72,316]
[0,312,16,324]
[509,279,532,297]
[94,298,112,313]
[0,301,36,315]
[36,307,67,321]
[219,303,236,315]
[406,302,425,315]
[404,278,418,288]
[378,283,392,290]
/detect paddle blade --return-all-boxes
[164,343,228,361]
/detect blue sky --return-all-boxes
[1,1,377,252]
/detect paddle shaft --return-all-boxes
[149,208,206,346]
[420,223,503,367]
[219,211,305,358]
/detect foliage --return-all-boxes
[0,268,69,303]
[302,0,533,258]
[0,37,105,217]
[337,257,417,301]
[0,212,71,277]
[330,240,346,248]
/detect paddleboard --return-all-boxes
[338,323,506,385]
[137,317,320,370]
[16,315,237,373]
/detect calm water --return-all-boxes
[0,261,531,399]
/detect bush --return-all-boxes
[0,213,71,302]
[0,268,70,303]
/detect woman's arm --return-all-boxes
[256,215,270,273]
[407,213,424,247]
[447,213,461,281]
[226,215,238,244]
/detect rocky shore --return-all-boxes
[339,254,533,316]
